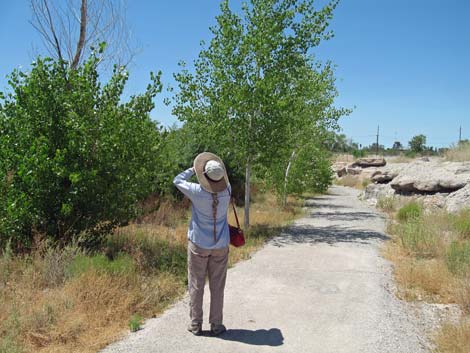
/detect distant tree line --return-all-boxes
[328,132,446,157]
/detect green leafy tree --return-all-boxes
[392,141,403,150]
[409,134,427,153]
[173,0,340,227]
[260,62,348,205]
[0,54,162,250]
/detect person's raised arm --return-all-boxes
[173,167,200,200]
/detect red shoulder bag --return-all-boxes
[229,199,245,247]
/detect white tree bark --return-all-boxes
[244,158,251,229]
[283,150,296,207]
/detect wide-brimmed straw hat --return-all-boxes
[193,152,229,193]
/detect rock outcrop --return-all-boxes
[351,157,386,168]
[372,170,399,184]
[358,159,470,212]
[389,161,468,194]
[362,184,395,205]
[446,184,470,213]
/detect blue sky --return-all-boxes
[0,0,469,148]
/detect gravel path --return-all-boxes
[101,186,430,353]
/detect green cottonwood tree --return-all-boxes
[409,134,427,153]
[173,0,339,228]
[265,61,350,205]
[0,54,162,250]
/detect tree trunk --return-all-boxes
[71,0,87,69]
[244,158,251,229]
[283,150,296,207]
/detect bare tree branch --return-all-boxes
[43,0,64,62]
[30,0,138,70]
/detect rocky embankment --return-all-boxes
[333,157,470,212]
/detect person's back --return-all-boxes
[173,152,231,336]
[173,168,231,249]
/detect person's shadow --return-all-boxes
[210,328,284,346]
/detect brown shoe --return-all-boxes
[210,324,226,336]
[187,323,203,336]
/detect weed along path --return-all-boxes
[101,186,429,353]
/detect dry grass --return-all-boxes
[445,142,470,162]
[435,320,470,353]
[334,175,364,189]
[0,252,185,353]
[0,190,303,353]
[383,204,470,352]
[387,154,416,163]
[333,154,355,163]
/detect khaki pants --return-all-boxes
[187,241,229,326]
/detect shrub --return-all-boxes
[280,143,333,197]
[0,54,163,251]
[397,202,422,222]
[446,241,470,276]
[129,314,143,332]
[38,243,81,287]
[404,150,417,158]
[352,149,366,158]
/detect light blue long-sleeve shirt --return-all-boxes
[173,168,230,249]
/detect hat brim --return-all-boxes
[194,152,229,193]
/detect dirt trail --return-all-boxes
[101,186,429,353]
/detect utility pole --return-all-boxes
[459,126,462,144]
[376,125,379,156]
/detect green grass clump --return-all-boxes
[377,196,397,212]
[106,232,187,276]
[393,218,442,258]
[66,253,135,278]
[129,314,144,332]
[0,309,23,353]
[452,209,470,239]
[446,241,470,276]
[397,202,422,222]
[0,336,23,353]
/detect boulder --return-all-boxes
[352,157,386,168]
[446,184,470,213]
[361,168,381,180]
[336,167,347,177]
[361,183,396,205]
[390,161,468,194]
[332,162,348,177]
[372,171,399,184]
[346,167,362,175]
[416,194,448,210]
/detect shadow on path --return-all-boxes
[272,224,389,246]
[308,211,382,222]
[211,328,284,346]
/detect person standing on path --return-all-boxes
[173,152,231,337]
